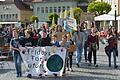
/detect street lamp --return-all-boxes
[114,4,117,29]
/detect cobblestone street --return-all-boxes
[0,42,120,80]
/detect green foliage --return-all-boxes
[30,15,39,23]
[62,7,82,24]
[87,1,111,16]
[48,12,59,24]
[72,7,82,24]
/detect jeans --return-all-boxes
[108,48,117,67]
[76,43,83,64]
[13,51,22,76]
[88,48,97,64]
[66,54,73,68]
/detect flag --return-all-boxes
[64,10,67,18]
[60,11,63,18]
[70,7,74,18]
[52,16,55,24]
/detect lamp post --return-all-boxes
[114,4,117,29]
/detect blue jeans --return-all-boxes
[76,43,83,64]
[13,51,22,76]
[108,48,117,67]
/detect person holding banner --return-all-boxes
[10,29,22,77]
[73,25,85,67]
[51,34,60,47]
[59,34,70,75]
[38,30,52,47]
[20,29,35,78]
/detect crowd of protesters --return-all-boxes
[0,22,119,78]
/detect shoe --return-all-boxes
[67,68,70,71]
[53,73,57,77]
[39,74,42,77]
[76,63,79,67]
[114,65,118,69]
[70,68,73,72]
[19,73,22,77]
[94,64,98,67]
[16,75,19,77]
[27,74,32,78]
[88,63,91,66]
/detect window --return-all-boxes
[6,14,8,19]
[67,6,70,10]
[12,14,15,19]
[45,7,48,13]
[41,7,44,13]
[9,14,11,19]
[15,14,18,19]
[49,7,52,13]
[62,6,65,11]
[54,7,57,13]
[58,6,61,13]
[37,7,40,14]
[3,14,5,19]
[1,15,3,19]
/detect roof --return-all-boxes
[0,0,32,11]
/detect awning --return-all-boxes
[117,16,120,20]
[94,14,115,21]
[0,22,18,24]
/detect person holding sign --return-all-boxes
[20,29,35,78]
[10,29,22,77]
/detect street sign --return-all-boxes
[80,12,94,21]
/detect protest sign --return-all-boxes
[20,47,66,76]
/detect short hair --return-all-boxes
[12,28,19,34]
[62,34,67,39]
[25,29,31,34]
[52,34,57,38]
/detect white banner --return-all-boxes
[20,47,66,76]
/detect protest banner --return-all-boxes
[20,47,66,76]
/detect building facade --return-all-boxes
[33,0,77,22]
[0,0,33,27]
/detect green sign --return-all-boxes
[47,54,63,72]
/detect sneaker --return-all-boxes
[76,63,79,67]
[27,74,32,78]
[70,68,73,72]
[16,75,19,77]
[94,64,98,67]
[39,74,42,77]
[114,65,118,69]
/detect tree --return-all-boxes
[72,7,82,24]
[30,15,39,23]
[87,1,111,16]
[48,12,59,24]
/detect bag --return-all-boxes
[68,45,76,52]
[104,46,110,57]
